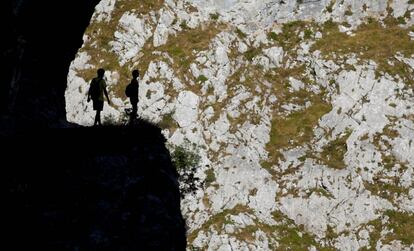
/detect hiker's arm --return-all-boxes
[87,87,91,102]
[104,87,110,104]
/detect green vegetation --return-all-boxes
[210,12,219,20]
[171,144,202,197]
[304,29,313,39]
[172,145,200,171]
[196,75,208,83]
[235,28,247,39]
[204,169,216,187]
[267,31,278,41]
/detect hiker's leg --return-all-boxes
[97,110,101,125]
[132,102,137,116]
[94,111,99,126]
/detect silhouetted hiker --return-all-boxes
[125,69,139,124]
[87,68,110,126]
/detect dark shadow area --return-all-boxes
[4,121,186,251]
[1,1,186,250]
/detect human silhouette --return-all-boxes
[87,68,110,126]
[125,69,139,124]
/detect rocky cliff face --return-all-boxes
[66,0,414,250]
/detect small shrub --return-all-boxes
[204,169,216,187]
[397,16,406,25]
[197,75,208,83]
[171,144,202,197]
[344,9,353,16]
[210,13,219,20]
[180,21,189,30]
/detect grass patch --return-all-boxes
[316,130,352,169]
[267,95,332,163]
[187,204,251,243]
[312,19,414,84]
[244,47,262,61]
[383,210,414,245]
[158,111,177,130]
[204,169,216,187]
[138,22,225,82]
[267,31,278,41]
[235,28,247,39]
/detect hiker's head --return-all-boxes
[97,68,105,78]
[132,70,139,79]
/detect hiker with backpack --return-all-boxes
[125,69,139,124]
[87,68,111,126]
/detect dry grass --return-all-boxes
[383,210,414,245]
[267,94,332,163]
[316,130,352,169]
[138,23,226,80]
[312,19,414,84]
[187,204,251,243]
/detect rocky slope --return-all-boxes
[66,0,414,250]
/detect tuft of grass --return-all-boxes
[180,20,189,30]
[196,75,208,83]
[158,111,177,130]
[326,0,335,13]
[397,16,406,25]
[344,9,353,16]
[304,29,313,39]
[210,12,219,20]
[267,31,278,41]
[204,169,216,187]
[235,28,247,39]
[244,47,262,61]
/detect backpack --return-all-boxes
[89,78,101,100]
[125,83,132,98]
